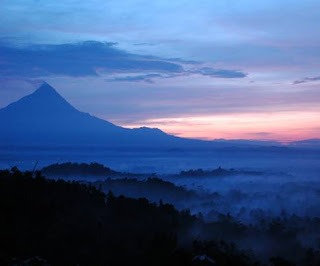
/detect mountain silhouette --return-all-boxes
[0,82,288,148]
[0,82,200,147]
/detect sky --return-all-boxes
[0,0,320,142]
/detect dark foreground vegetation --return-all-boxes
[92,177,202,209]
[0,168,251,266]
[1,168,320,265]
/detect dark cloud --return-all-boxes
[0,41,183,77]
[293,76,320,85]
[0,41,247,82]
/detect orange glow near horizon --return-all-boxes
[121,111,320,143]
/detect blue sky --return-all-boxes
[1,0,320,141]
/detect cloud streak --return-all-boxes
[188,67,247,78]
[293,76,320,85]
[105,73,179,83]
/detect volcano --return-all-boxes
[0,82,198,147]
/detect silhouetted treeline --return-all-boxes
[42,162,119,177]
[1,168,320,265]
[42,163,263,179]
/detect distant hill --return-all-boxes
[178,167,263,177]
[289,139,320,147]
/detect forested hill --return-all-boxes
[42,162,119,177]
[1,168,320,265]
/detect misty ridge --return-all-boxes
[2,166,320,266]
[41,162,320,224]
